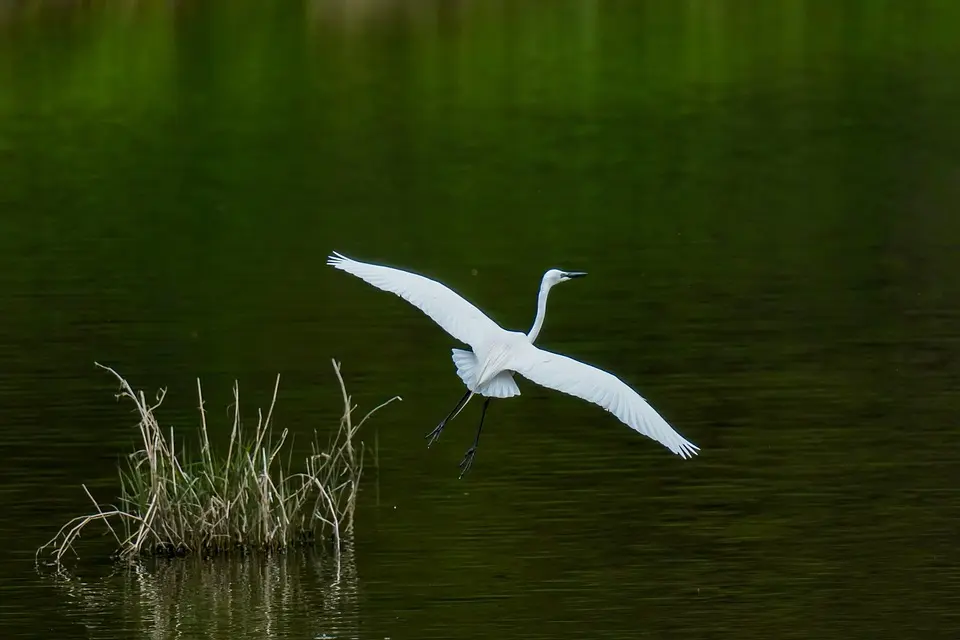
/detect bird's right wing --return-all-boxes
[327,252,503,349]
[506,343,699,459]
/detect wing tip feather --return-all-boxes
[674,439,700,459]
[327,251,349,268]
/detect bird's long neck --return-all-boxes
[526,281,553,343]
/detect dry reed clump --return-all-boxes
[36,359,400,570]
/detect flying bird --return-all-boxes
[327,251,699,477]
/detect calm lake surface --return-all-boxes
[2,1,959,638]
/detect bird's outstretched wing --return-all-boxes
[327,252,503,349]
[506,343,699,458]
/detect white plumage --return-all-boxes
[327,251,699,471]
[326,251,500,348]
[505,343,699,458]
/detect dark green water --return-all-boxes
[2,1,959,638]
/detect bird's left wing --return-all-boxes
[327,252,503,349]
[506,343,699,458]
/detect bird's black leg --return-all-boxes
[458,398,491,478]
[425,389,472,447]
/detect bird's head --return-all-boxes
[543,268,588,289]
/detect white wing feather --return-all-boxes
[327,252,503,349]
[507,344,699,459]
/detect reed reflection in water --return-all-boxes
[48,542,359,640]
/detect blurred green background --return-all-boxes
[1,1,958,638]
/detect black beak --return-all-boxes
[565,271,588,279]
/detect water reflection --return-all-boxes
[3,0,960,638]
[50,541,360,640]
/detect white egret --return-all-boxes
[327,251,699,477]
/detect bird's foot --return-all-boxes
[425,423,445,448]
[458,446,478,479]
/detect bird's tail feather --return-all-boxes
[451,348,479,389]
[451,349,520,398]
